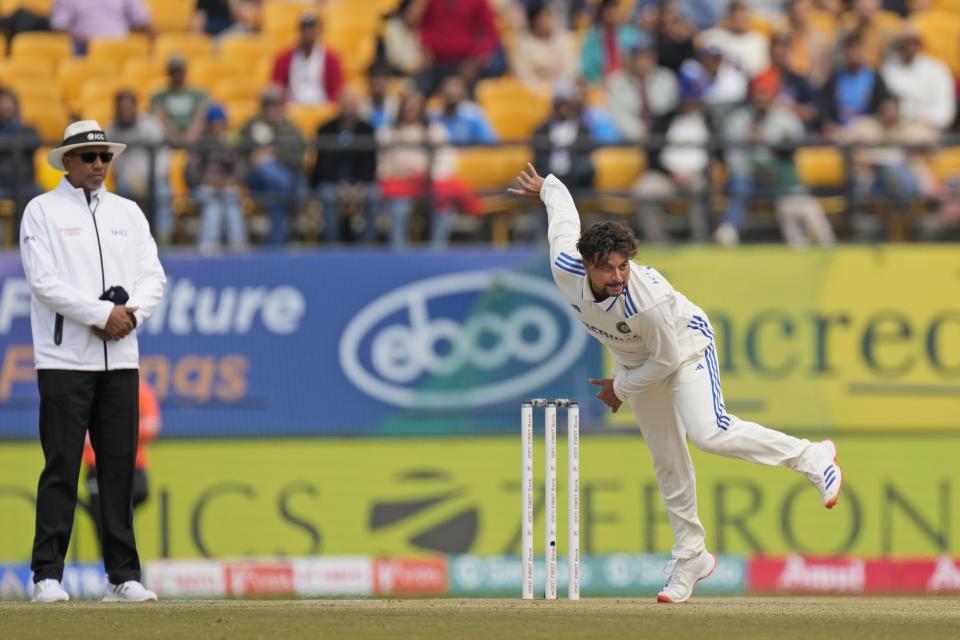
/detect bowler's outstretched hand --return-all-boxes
[508,163,545,199]
[589,378,622,413]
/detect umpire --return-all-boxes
[19,120,166,603]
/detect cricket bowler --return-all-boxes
[509,163,843,603]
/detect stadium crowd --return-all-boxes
[1,0,960,249]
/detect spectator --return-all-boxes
[761,32,818,129]
[532,80,595,189]
[511,1,578,90]
[418,0,502,95]
[678,45,748,123]
[575,76,620,144]
[312,88,379,244]
[606,38,679,142]
[699,1,769,78]
[0,89,41,244]
[881,25,955,132]
[363,63,401,130]
[782,0,834,88]
[271,9,344,106]
[83,379,161,558]
[820,31,889,135]
[654,1,697,73]
[50,0,154,54]
[107,91,173,245]
[184,105,246,252]
[375,0,427,78]
[840,96,936,238]
[836,0,901,70]
[237,87,307,245]
[190,0,258,36]
[431,74,497,146]
[150,55,209,147]
[715,70,835,246]
[581,0,643,84]
[631,72,714,243]
[377,90,477,248]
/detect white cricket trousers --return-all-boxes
[619,343,812,560]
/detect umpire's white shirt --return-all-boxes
[541,174,711,400]
[19,176,166,370]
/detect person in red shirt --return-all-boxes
[83,379,161,553]
[416,0,502,95]
[271,10,343,105]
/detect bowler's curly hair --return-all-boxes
[576,221,639,266]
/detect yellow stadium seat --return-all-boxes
[223,98,260,131]
[217,32,281,69]
[455,145,533,191]
[931,146,960,181]
[1,0,52,17]
[209,76,264,103]
[483,101,551,141]
[807,9,837,38]
[145,0,194,32]
[327,32,376,83]
[121,57,169,88]
[187,56,245,88]
[476,77,551,113]
[81,99,117,128]
[11,78,62,105]
[78,77,138,108]
[35,147,65,191]
[795,147,847,188]
[0,58,55,84]
[153,33,215,64]
[592,147,646,190]
[324,2,382,33]
[167,148,190,198]
[262,1,318,39]
[910,11,960,77]
[286,102,339,137]
[19,99,68,142]
[87,35,152,71]
[10,32,72,69]
[59,58,118,114]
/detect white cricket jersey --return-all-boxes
[541,174,713,400]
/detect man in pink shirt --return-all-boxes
[271,10,343,106]
[50,0,154,54]
[417,0,502,95]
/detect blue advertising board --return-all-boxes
[0,248,602,438]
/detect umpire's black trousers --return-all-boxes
[31,368,141,585]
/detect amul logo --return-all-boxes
[339,270,587,408]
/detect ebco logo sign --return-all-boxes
[339,270,587,408]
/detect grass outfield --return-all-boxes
[2,598,959,639]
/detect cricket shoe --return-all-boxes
[103,580,158,602]
[32,579,69,602]
[657,551,717,603]
[802,439,843,509]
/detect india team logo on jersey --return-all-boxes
[616,321,631,334]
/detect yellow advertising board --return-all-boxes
[0,435,958,562]
[607,246,960,432]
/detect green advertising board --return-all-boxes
[0,435,957,562]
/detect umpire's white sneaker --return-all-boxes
[802,439,843,509]
[657,551,717,603]
[103,580,158,602]
[32,579,69,602]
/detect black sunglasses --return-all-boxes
[73,151,114,164]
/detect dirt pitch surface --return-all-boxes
[2,597,958,639]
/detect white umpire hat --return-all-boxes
[47,120,127,171]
